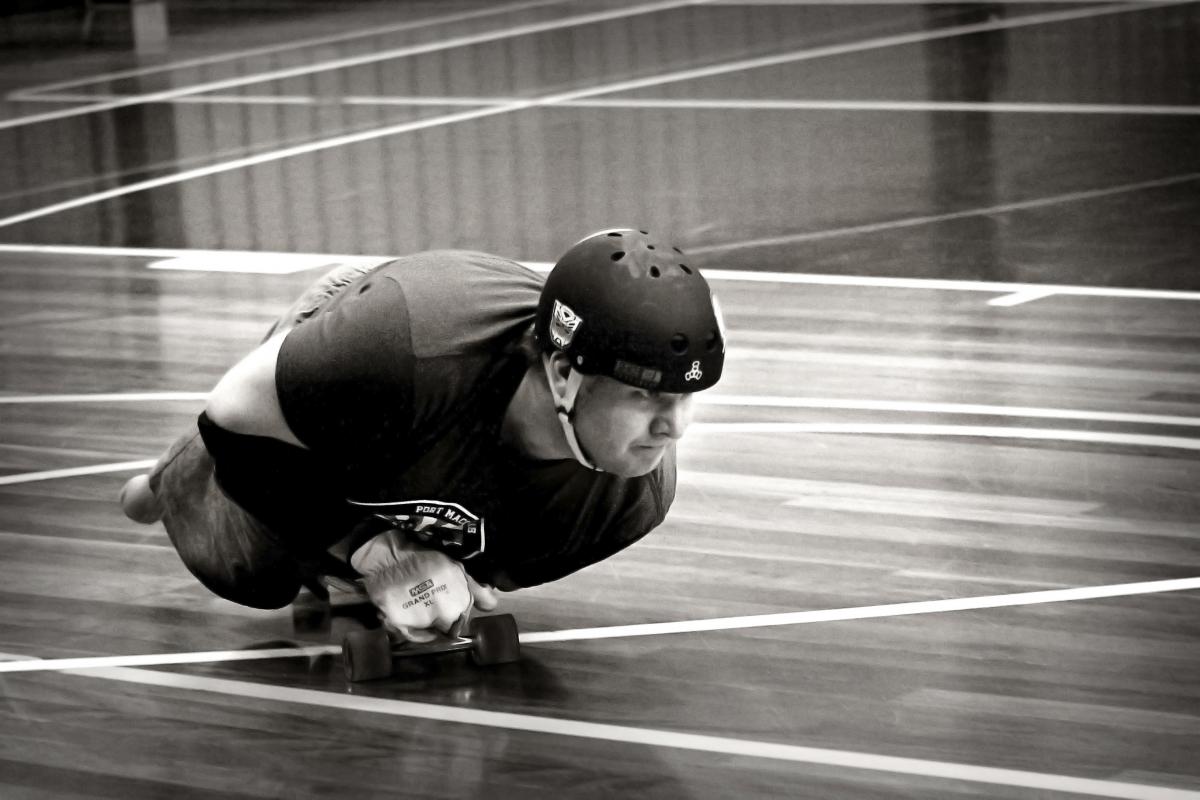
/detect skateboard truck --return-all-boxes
[343,614,521,682]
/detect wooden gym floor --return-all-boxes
[0,1,1198,797]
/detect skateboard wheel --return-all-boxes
[343,628,392,682]
[468,614,520,666]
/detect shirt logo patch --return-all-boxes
[550,299,583,348]
[348,499,485,559]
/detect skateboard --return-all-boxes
[342,614,520,682]
[293,575,521,682]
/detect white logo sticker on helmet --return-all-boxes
[685,361,703,382]
[550,299,583,348]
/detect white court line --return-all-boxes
[0,646,338,673]
[27,667,1200,800]
[0,392,208,404]
[3,577,1197,670]
[0,0,1187,230]
[698,396,1200,427]
[569,98,1200,116]
[0,0,698,132]
[0,460,156,487]
[988,288,1060,307]
[691,172,1200,254]
[8,0,567,99]
[518,576,1200,643]
[19,92,1200,117]
[0,242,383,263]
[718,0,1161,4]
[699,268,1200,301]
[16,92,328,106]
[691,422,1200,451]
[2,243,1199,304]
[146,253,362,274]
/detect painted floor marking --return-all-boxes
[2,243,1199,304]
[719,0,1160,4]
[40,666,1200,800]
[19,91,1200,117]
[569,98,1200,116]
[0,242,383,264]
[0,0,1184,230]
[518,576,1200,643]
[988,288,1061,307]
[691,422,1200,451]
[691,172,1200,254]
[146,254,350,274]
[8,0,567,99]
[0,647,339,673]
[0,0,698,132]
[3,576,1197,674]
[0,460,156,487]
[699,267,1200,301]
[0,392,208,404]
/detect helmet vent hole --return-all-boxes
[679,264,692,275]
[650,266,661,278]
[607,232,623,238]
[671,334,689,354]
[639,230,649,234]
[673,247,683,254]
[611,251,625,261]
[647,244,655,250]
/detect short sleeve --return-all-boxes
[275,276,415,461]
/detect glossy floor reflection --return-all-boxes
[1,0,1196,287]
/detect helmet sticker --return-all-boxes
[685,361,704,382]
[550,299,583,349]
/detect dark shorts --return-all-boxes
[153,260,387,609]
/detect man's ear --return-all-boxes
[543,350,572,394]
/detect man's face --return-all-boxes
[572,374,695,477]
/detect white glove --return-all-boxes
[350,529,497,643]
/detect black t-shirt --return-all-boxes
[216,251,674,589]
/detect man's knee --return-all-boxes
[169,500,305,609]
[187,549,303,610]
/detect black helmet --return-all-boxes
[536,229,725,393]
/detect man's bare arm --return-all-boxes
[205,332,306,448]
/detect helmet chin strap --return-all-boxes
[542,354,602,472]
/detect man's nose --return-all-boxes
[650,395,693,440]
